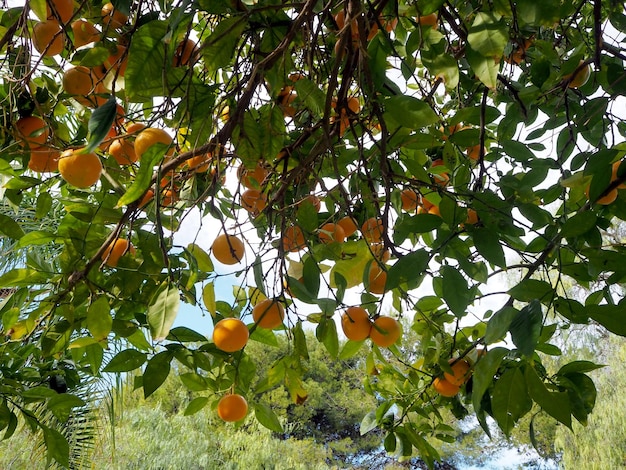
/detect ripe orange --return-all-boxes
[217,393,248,422]
[585,185,618,205]
[58,149,103,188]
[361,217,384,243]
[101,2,128,29]
[282,225,306,252]
[46,0,74,24]
[252,299,285,329]
[238,162,268,189]
[240,189,267,215]
[337,216,358,237]
[278,86,297,117]
[417,13,438,29]
[431,159,450,186]
[465,208,479,225]
[134,128,174,159]
[346,96,360,114]
[125,122,146,135]
[33,20,65,56]
[444,359,472,386]
[319,223,346,244]
[160,188,178,207]
[174,38,199,66]
[504,38,532,65]
[101,238,135,267]
[400,188,420,211]
[16,116,49,148]
[71,19,100,47]
[63,66,96,95]
[433,377,460,397]
[138,189,154,208]
[371,243,390,262]
[341,306,371,341]
[211,234,245,265]
[108,138,138,165]
[612,161,626,189]
[184,154,212,173]
[28,147,60,173]
[367,263,387,295]
[103,45,128,77]
[565,60,591,89]
[369,316,401,348]
[213,318,249,352]
[466,145,483,161]
[428,205,441,217]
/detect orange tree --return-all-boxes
[1,0,626,466]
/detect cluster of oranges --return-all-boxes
[432,358,473,397]
[341,307,401,348]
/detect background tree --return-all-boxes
[1,0,626,467]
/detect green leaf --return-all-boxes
[558,360,605,376]
[167,326,207,343]
[440,265,471,317]
[42,425,69,468]
[587,304,626,336]
[316,317,339,359]
[86,296,112,341]
[293,321,309,360]
[524,365,572,429]
[0,214,24,239]
[561,212,598,238]
[472,347,509,413]
[202,283,217,317]
[254,402,284,433]
[147,282,181,341]
[180,372,209,391]
[143,351,172,398]
[509,300,543,357]
[0,268,50,287]
[491,367,532,437]
[249,326,279,347]
[561,372,597,425]
[360,411,378,435]
[201,16,247,74]
[294,79,326,117]
[473,227,506,267]
[84,97,116,153]
[383,95,438,130]
[339,339,364,359]
[103,348,147,373]
[386,250,429,291]
[508,279,553,303]
[47,393,86,422]
[187,243,214,273]
[485,306,518,344]
[16,230,57,248]
[467,12,508,59]
[184,396,209,416]
[116,146,166,208]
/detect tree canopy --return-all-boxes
[1,0,626,466]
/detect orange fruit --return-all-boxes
[252,299,285,329]
[319,222,346,244]
[278,86,297,117]
[63,66,96,96]
[103,45,128,77]
[369,316,401,348]
[71,19,100,47]
[108,138,138,165]
[138,189,154,208]
[282,225,306,252]
[186,154,212,173]
[134,128,174,159]
[341,306,371,341]
[33,20,65,56]
[99,125,117,151]
[428,205,441,217]
[160,188,178,207]
[217,393,248,422]
[174,38,199,66]
[417,13,438,29]
[101,238,135,267]
[238,162,268,189]
[444,359,472,386]
[347,96,360,113]
[212,234,245,265]
[465,208,479,225]
[213,318,249,352]
[16,116,49,148]
[58,149,103,188]
[431,159,450,186]
[101,2,128,29]
[28,147,60,173]
[400,188,420,211]
[371,243,390,262]
[612,161,626,189]
[240,189,267,215]
[361,217,384,243]
[466,145,483,161]
[433,377,460,397]
[585,185,618,205]
[46,0,74,24]
[505,38,532,65]
[337,216,358,237]
[125,122,146,135]
[565,60,591,89]
[367,263,387,295]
